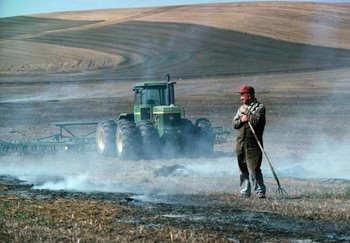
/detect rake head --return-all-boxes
[276,186,288,198]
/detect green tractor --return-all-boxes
[96,77,214,159]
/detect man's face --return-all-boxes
[240,93,252,105]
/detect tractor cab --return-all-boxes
[133,81,175,106]
[133,81,180,125]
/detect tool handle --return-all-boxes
[247,121,282,189]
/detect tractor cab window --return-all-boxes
[141,87,165,106]
[167,84,175,105]
[134,89,141,105]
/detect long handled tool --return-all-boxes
[247,121,288,197]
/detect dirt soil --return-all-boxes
[1,2,350,242]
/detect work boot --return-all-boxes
[257,192,266,199]
[239,174,251,198]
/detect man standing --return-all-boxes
[233,85,266,198]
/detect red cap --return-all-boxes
[239,85,255,95]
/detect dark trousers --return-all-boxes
[237,145,266,197]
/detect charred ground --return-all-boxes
[1,174,350,242]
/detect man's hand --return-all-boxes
[240,114,248,122]
[239,105,247,114]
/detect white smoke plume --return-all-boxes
[0,153,236,194]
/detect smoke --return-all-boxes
[1,137,348,197]
[0,136,349,197]
[259,116,350,180]
[258,78,350,181]
[264,136,350,180]
[0,153,237,194]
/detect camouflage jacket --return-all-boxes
[233,99,266,151]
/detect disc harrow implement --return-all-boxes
[0,122,97,156]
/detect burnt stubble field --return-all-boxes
[1,2,350,242]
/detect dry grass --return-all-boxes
[1,184,349,242]
[32,7,160,21]
[217,192,350,222]
[26,2,350,49]
[0,16,99,40]
[0,195,222,242]
[0,40,123,73]
[7,7,181,42]
[139,2,350,49]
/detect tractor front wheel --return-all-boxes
[96,120,116,156]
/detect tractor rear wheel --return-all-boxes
[96,120,116,156]
[195,118,214,155]
[162,131,182,158]
[115,119,140,160]
[180,119,196,156]
[137,120,160,159]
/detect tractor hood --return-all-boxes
[153,104,181,115]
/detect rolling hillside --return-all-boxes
[29,20,350,80]
[0,2,350,82]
